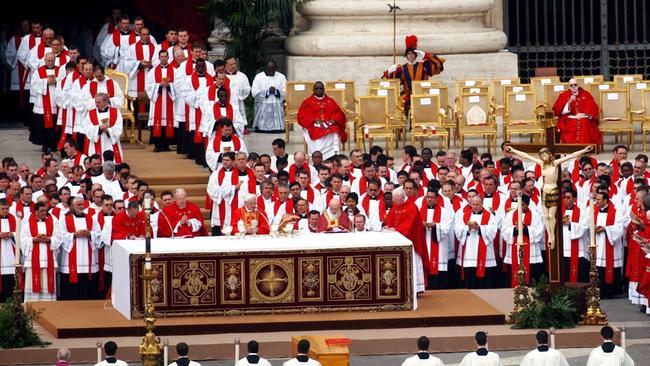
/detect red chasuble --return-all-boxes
[111,211,146,240]
[231,208,270,234]
[636,225,650,299]
[161,202,206,237]
[317,211,351,233]
[552,88,602,144]
[297,95,347,143]
[384,200,429,275]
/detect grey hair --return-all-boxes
[56,348,71,361]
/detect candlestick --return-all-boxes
[589,199,596,248]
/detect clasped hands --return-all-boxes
[74,229,91,238]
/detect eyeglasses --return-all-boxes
[569,84,577,87]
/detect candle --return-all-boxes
[235,338,240,361]
[517,194,523,246]
[590,199,596,248]
[14,213,21,266]
[96,341,102,363]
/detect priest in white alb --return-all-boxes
[84,93,124,164]
[225,57,250,135]
[31,52,64,151]
[520,330,569,366]
[586,326,635,366]
[80,64,125,112]
[100,14,137,72]
[145,49,177,152]
[21,201,58,301]
[251,60,286,133]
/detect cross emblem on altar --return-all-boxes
[256,265,289,297]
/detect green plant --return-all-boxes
[0,298,49,349]
[512,276,580,329]
[204,0,308,81]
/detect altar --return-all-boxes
[112,232,415,319]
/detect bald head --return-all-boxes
[174,188,187,208]
[328,198,341,213]
[392,187,405,205]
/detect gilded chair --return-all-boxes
[614,74,643,89]
[588,82,616,108]
[369,86,406,147]
[284,81,313,144]
[105,69,136,143]
[504,91,544,143]
[530,76,561,112]
[411,80,444,96]
[369,79,399,92]
[325,88,349,151]
[491,77,520,117]
[640,89,650,152]
[574,75,604,90]
[456,91,497,152]
[599,90,633,150]
[325,80,356,149]
[628,81,649,125]
[356,96,393,151]
[410,94,448,149]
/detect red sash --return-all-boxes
[212,133,241,153]
[16,200,34,217]
[134,41,154,92]
[28,215,55,293]
[420,204,442,274]
[256,196,276,215]
[596,206,617,284]
[289,163,311,182]
[152,65,175,137]
[37,66,56,128]
[112,30,136,47]
[89,79,116,99]
[64,214,94,283]
[564,206,582,282]
[56,72,80,149]
[86,108,122,163]
[190,73,214,142]
[0,215,17,291]
[211,102,234,129]
[462,210,491,278]
[511,209,532,287]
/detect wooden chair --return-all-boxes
[491,77,520,117]
[460,85,490,96]
[599,90,633,150]
[369,79,399,92]
[530,76,561,111]
[411,80,444,96]
[410,95,448,149]
[627,81,649,125]
[284,81,312,144]
[588,82,616,109]
[355,96,393,151]
[418,85,454,145]
[454,79,487,101]
[325,88,350,151]
[504,91,545,143]
[456,91,496,152]
[369,87,405,147]
[105,69,136,143]
[574,75,604,90]
[614,74,643,89]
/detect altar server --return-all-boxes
[21,202,58,301]
[520,330,569,366]
[458,331,502,366]
[95,341,128,366]
[236,340,271,366]
[401,336,444,366]
[100,14,137,72]
[586,326,635,366]
[283,339,321,366]
[169,342,202,366]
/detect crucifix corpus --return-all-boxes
[506,120,596,287]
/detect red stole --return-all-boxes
[56,71,81,150]
[288,163,311,182]
[511,209,532,286]
[212,133,241,152]
[0,215,17,291]
[302,186,316,203]
[86,108,123,163]
[134,41,155,92]
[16,200,35,217]
[563,205,582,282]
[28,215,55,293]
[211,102,234,131]
[37,66,56,128]
[152,65,175,137]
[112,30,136,47]
[420,204,442,274]
[64,214,94,284]
[596,205,617,284]
[89,79,116,99]
[462,210,491,278]
[361,195,387,222]
[189,73,214,142]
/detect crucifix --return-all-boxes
[506,119,596,287]
[387,1,402,64]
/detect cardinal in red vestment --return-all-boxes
[552,78,602,144]
[383,187,429,290]
[297,81,347,159]
[159,189,206,238]
[111,201,146,240]
[317,199,351,233]
[231,194,270,235]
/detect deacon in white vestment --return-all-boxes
[167,342,202,366]
[520,330,569,366]
[420,190,453,289]
[31,53,65,150]
[0,201,19,302]
[283,339,321,366]
[251,60,286,132]
[80,64,125,112]
[84,94,124,164]
[225,57,251,134]
[125,28,155,99]
[593,191,625,299]
[95,340,129,366]
[100,15,137,72]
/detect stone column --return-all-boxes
[285,0,517,97]
[207,16,230,62]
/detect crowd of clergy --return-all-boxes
[1,14,650,322]
[53,326,633,366]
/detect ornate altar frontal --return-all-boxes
[112,232,414,319]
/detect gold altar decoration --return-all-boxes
[139,194,161,366]
[508,193,531,324]
[581,199,608,325]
